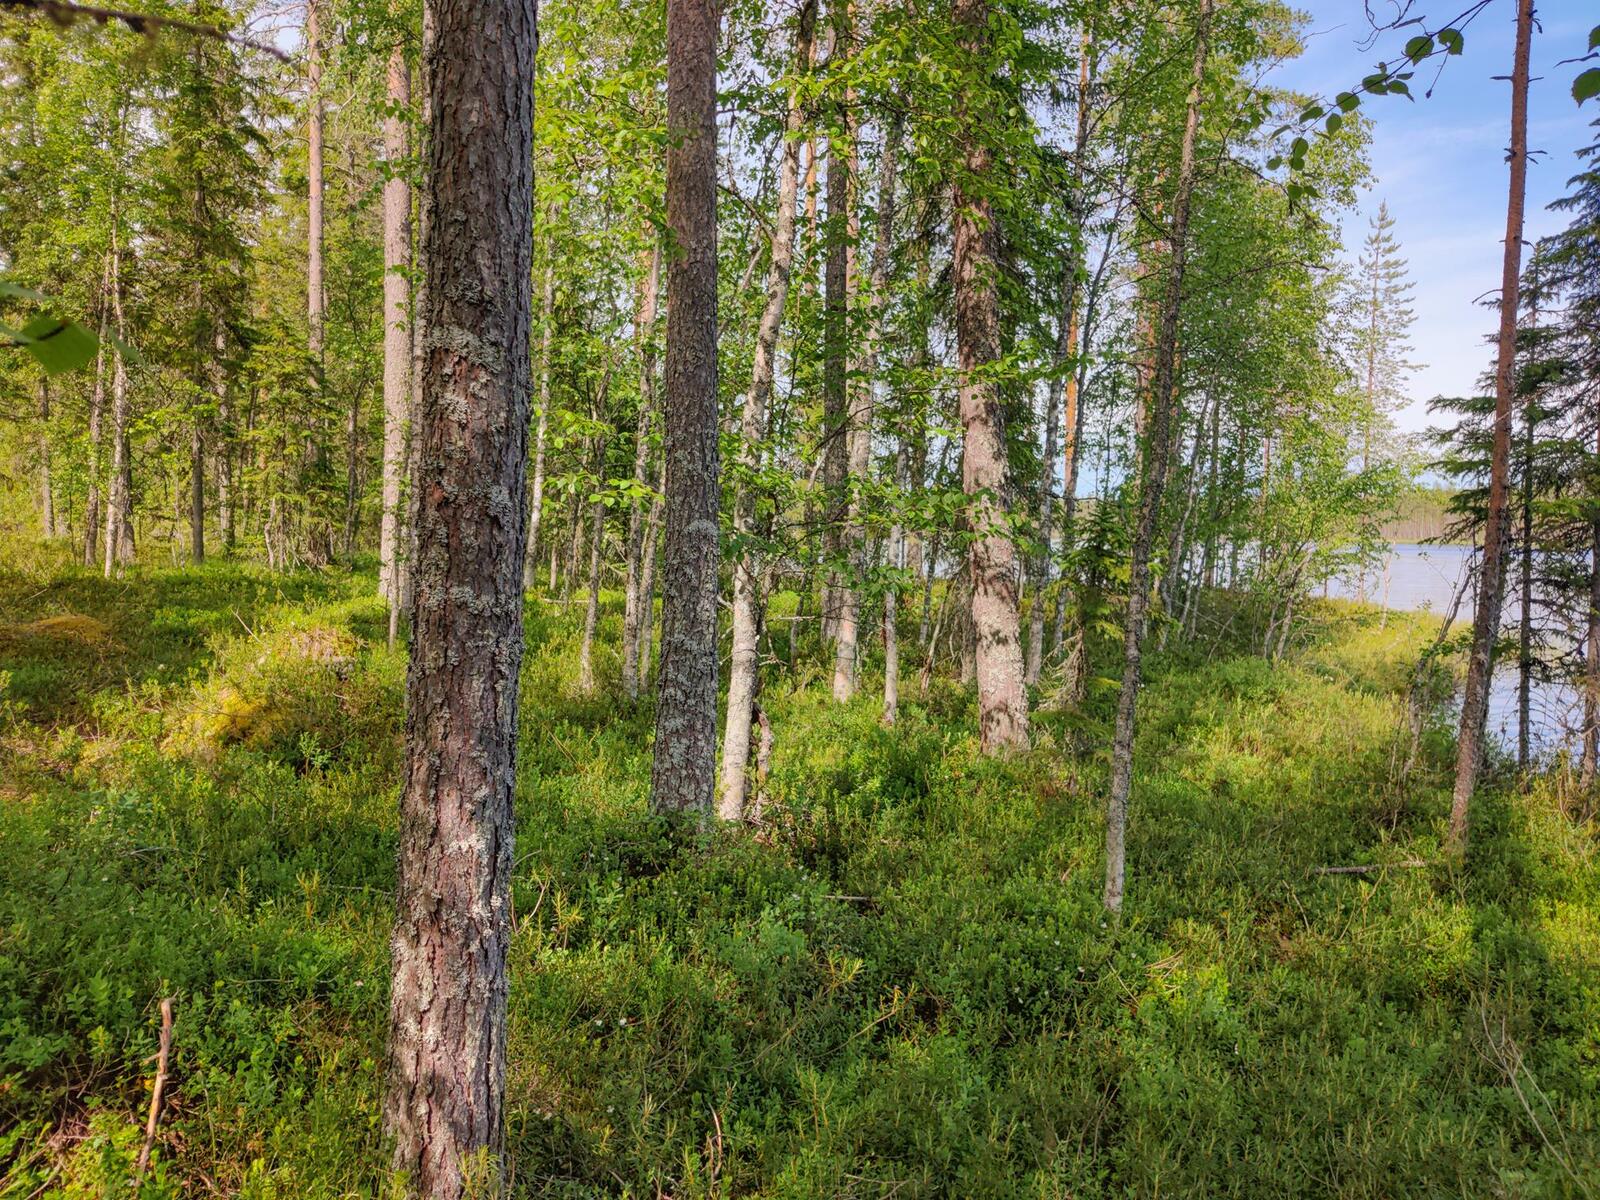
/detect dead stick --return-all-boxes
[134,997,174,1184]
[1311,859,1430,876]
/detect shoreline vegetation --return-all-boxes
[1,544,1595,1195]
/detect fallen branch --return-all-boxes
[1311,859,1430,876]
[133,997,174,1185]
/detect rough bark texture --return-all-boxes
[1448,0,1531,857]
[382,0,536,1191]
[1104,0,1209,913]
[623,245,662,701]
[720,0,815,820]
[952,0,1028,753]
[650,0,721,818]
[216,324,234,552]
[523,255,557,590]
[379,42,412,606]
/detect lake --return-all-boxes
[1327,543,1586,760]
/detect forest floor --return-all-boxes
[1,543,1597,1198]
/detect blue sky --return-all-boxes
[1267,0,1597,433]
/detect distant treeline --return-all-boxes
[1381,487,1463,546]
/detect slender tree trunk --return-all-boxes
[884,433,908,724]
[1027,267,1072,684]
[623,244,663,700]
[380,42,413,611]
[105,223,135,577]
[399,2,434,617]
[1449,0,1532,857]
[190,410,205,564]
[1583,401,1600,789]
[84,280,107,566]
[301,0,330,566]
[383,0,535,1193]
[636,490,664,686]
[1104,0,1210,913]
[524,254,557,589]
[1517,395,1533,772]
[820,41,854,657]
[952,0,1028,752]
[37,377,55,539]
[579,448,606,695]
[1584,488,1600,788]
[720,0,816,820]
[650,0,721,817]
[216,324,235,553]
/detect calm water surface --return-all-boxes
[1327,544,1584,758]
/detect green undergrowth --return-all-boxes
[1,548,1596,1197]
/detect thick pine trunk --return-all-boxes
[650,0,721,817]
[382,0,536,1192]
[1449,0,1532,856]
[623,245,663,701]
[1103,0,1210,913]
[379,43,413,610]
[720,0,815,820]
[952,0,1027,753]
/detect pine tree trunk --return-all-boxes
[380,42,413,608]
[1449,0,1532,857]
[1104,0,1210,913]
[720,0,815,820]
[524,254,557,590]
[650,0,721,818]
[623,244,663,701]
[952,0,1028,753]
[383,0,536,1192]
